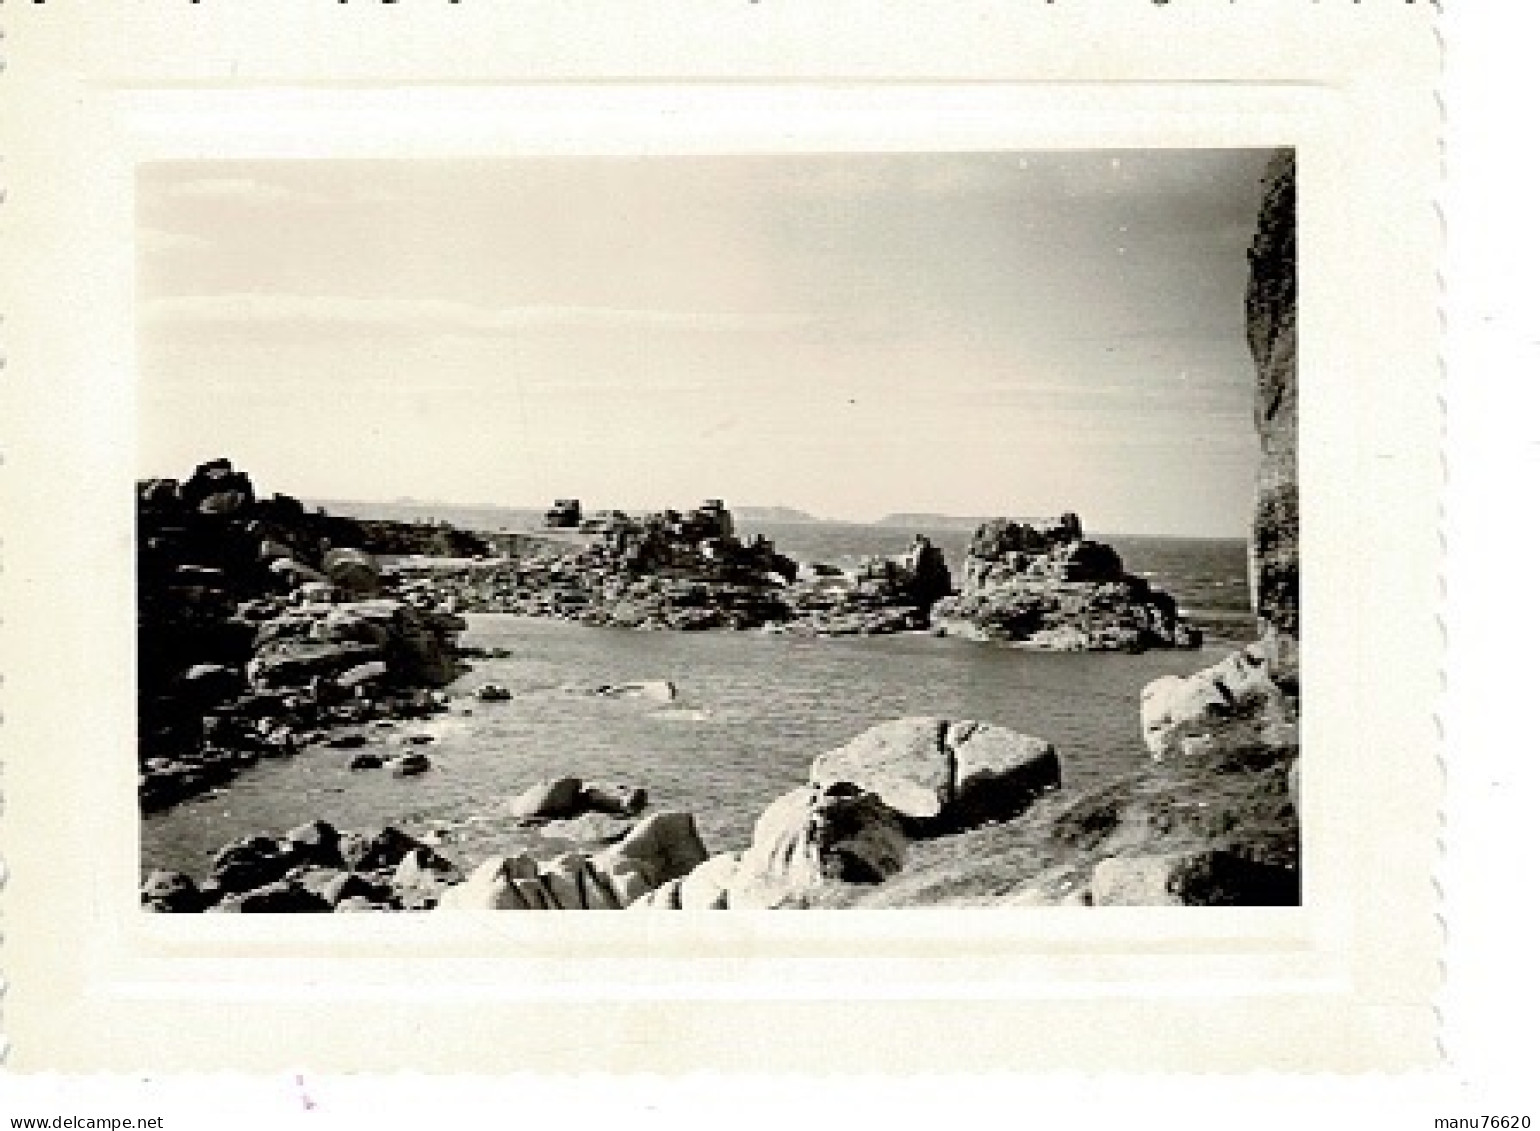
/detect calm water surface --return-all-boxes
[142,616,1233,877]
[141,532,1250,877]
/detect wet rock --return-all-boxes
[578,781,648,817]
[392,752,432,777]
[475,683,512,702]
[586,680,676,703]
[326,730,368,749]
[348,751,385,770]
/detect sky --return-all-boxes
[137,150,1276,536]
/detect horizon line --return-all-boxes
[303,492,1249,542]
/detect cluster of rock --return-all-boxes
[438,715,1066,912]
[143,807,716,914]
[143,716,1069,913]
[348,518,491,559]
[543,498,582,528]
[775,536,952,636]
[929,512,1200,651]
[137,459,466,811]
[390,500,804,631]
[394,504,964,637]
[142,820,466,912]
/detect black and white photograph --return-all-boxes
[134,148,1300,914]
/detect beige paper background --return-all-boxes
[0,2,1440,1072]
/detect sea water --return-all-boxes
[140,533,1251,877]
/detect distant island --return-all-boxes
[873,513,999,530]
[733,506,826,524]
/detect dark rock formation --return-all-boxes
[778,535,954,636]
[347,519,491,559]
[143,820,464,913]
[137,460,466,812]
[1247,150,1300,691]
[391,501,800,631]
[930,516,1198,651]
[544,498,583,529]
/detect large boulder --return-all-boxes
[246,639,383,689]
[445,861,531,910]
[591,811,710,892]
[507,777,584,820]
[179,458,255,515]
[809,717,1061,834]
[1139,643,1297,761]
[322,547,383,596]
[726,783,907,909]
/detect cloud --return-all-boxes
[141,294,814,337]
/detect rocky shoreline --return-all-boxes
[144,709,1296,912]
[137,459,467,812]
[387,502,1202,650]
[140,150,1298,909]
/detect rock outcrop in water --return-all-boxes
[929,513,1200,651]
[137,460,466,812]
[776,535,953,636]
[390,501,801,630]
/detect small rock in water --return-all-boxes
[348,752,385,771]
[475,683,513,702]
[507,776,583,820]
[392,752,432,777]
